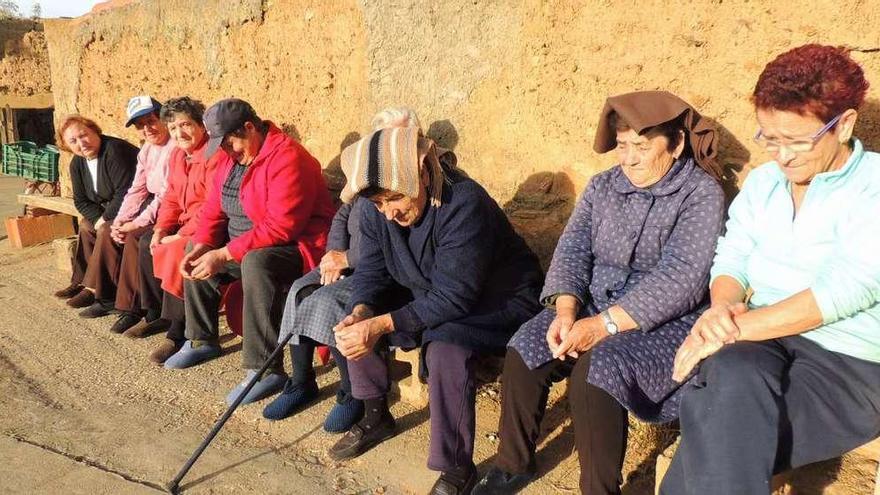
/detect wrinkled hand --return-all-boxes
[180,244,211,280]
[552,316,608,360]
[546,313,576,357]
[319,250,349,286]
[111,221,138,244]
[692,302,748,345]
[188,248,231,280]
[334,313,391,360]
[672,333,724,383]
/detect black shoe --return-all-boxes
[79,300,116,319]
[145,308,162,322]
[430,464,478,495]
[110,312,143,334]
[471,466,535,495]
[328,414,396,461]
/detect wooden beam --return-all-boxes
[0,93,54,110]
[17,194,81,218]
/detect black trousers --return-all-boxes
[495,349,628,495]
[183,244,302,370]
[660,336,880,495]
[136,231,163,315]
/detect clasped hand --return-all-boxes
[546,313,608,361]
[110,221,139,244]
[179,244,231,281]
[671,302,748,382]
[333,306,391,360]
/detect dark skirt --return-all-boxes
[508,307,696,422]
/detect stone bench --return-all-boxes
[655,437,880,494]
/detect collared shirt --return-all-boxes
[712,139,880,363]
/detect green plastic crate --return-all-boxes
[1,141,60,182]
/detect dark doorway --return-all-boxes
[14,108,54,146]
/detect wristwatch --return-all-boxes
[600,310,619,336]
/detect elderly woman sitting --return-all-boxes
[473,91,725,495]
[103,96,176,331]
[264,107,432,433]
[53,115,139,309]
[163,99,335,407]
[662,45,880,495]
[135,97,220,363]
[328,126,544,495]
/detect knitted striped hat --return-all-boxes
[340,126,444,206]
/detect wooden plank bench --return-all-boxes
[655,437,880,494]
[17,194,82,218]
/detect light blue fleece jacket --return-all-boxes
[712,139,880,363]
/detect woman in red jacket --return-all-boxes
[122,97,218,364]
[163,99,335,407]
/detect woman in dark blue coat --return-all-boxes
[474,91,726,495]
[328,126,544,495]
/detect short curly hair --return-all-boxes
[160,96,206,125]
[55,115,102,152]
[752,44,869,123]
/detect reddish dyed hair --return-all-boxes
[752,44,869,123]
[55,114,102,152]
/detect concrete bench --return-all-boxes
[655,437,880,494]
[390,348,428,406]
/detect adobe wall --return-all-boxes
[42,0,880,261]
[0,18,51,101]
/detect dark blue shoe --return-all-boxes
[471,466,535,495]
[323,392,364,433]
[226,370,288,406]
[261,379,319,420]
[163,340,221,370]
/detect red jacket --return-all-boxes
[193,122,335,271]
[155,140,219,237]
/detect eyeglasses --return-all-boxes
[753,113,843,154]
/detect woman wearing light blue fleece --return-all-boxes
[661,44,880,495]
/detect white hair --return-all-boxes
[371,106,422,131]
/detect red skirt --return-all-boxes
[152,235,189,299]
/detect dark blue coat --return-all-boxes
[349,175,544,352]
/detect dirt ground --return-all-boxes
[0,237,876,494]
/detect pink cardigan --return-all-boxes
[114,138,176,227]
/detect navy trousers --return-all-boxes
[348,340,477,472]
[660,336,880,495]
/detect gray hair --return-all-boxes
[160,96,206,125]
[371,106,422,131]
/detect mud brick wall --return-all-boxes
[42,0,880,263]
